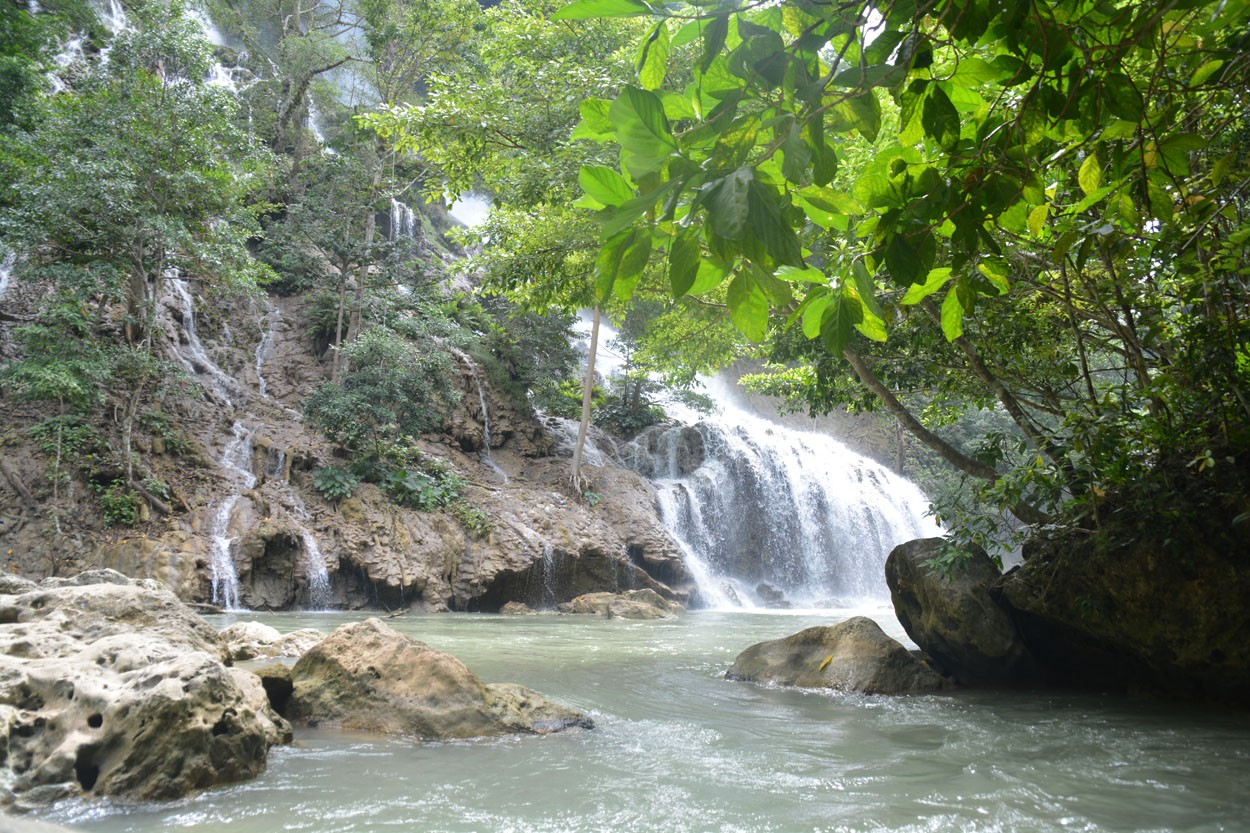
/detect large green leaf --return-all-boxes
[744,179,804,267]
[884,228,935,286]
[802,292,831,339]
[571,99,614,141]
[922,85,960,151]
[668,228,700,297]
[900,267,952,304]
[820,293,861,354]
[609,86,678,177]
[553,0,652,20]
[727,272,770,342]
[1102,73,1144,122]
[1078,152,1102,196]
[579,165,634,207]
[637,20,670,91]
[702,167,753,240]
[940,287,964,341]
[595,227,652,302]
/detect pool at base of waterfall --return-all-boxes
[46,610,1250,833]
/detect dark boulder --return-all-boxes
[886,538,1040,686]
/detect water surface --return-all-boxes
[46,610,1250,833]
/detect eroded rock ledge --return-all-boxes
[0,571,291,808]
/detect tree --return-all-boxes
[1,0,272,496]
[554,0,1250,537]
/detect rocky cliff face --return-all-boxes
[0,285,692,612]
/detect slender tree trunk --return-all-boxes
[842,347,1052,526]
[571,307,601,492]
[332,278,347,381]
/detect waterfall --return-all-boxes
[0,252,13,302]
[283,490,331,609]
[451,349,509,483]
[578,317,934,608]
[254,301,279,398]
[390,198,417,240]
[167,275,240,404]
[208,421,256,610]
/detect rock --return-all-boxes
[624,424,705,478]
[252,663,294,716]
[726,616,947,694]
[286,618,591,739]
[558,589,683,620]
[499,601,537,615]
[754,582,792,609]
[220,621,325,662]
[885,538,1039,686]
[0,572,291,806]
[996,516,1250,702]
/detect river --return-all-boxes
[46,609,1250,833]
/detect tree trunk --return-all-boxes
[842,347,1052,526]
[570,307,601,493]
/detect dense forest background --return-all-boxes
[1,0,1248,566]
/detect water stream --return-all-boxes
[45,610,1250,833]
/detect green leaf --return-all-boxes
[553,0,652,20]
[1102,73,1144,122]
[1189,59,1224,87]
[609,86,678,177]
[571,99,614,141]
[700,15,729,74]
[1147,181,1174,223]
[727,272,770,342]
[637,20,670,91]
[744,179,804,267]
[802,293,831,339]
[595,228,652,302]
[579,166,634,207]
[1078,153,1103,197]
[1027,203,1049,237]
[940,288,964,341]
[900,267,952,304]
[668,229,700,297]
[837,92,882,143]
[977,257,1011,293]
[702,167,753,240]
[689,257,731,294]
[820,294,860,355]
[851,260,885,321]
[921,85,960,151]
[885,229,935,285]
[781,122,812,184]
[777,264,826,284]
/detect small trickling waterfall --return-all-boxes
[0,252,13,302]
[209,421,255,610]
[452,349,509,483]
[577,317,934,608]
[168,275,239,403]
[254,301,279,398]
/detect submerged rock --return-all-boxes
[499,601,538,615]
[885,538,1039,687]
[0,570,291,807]
[558,589,683,620]
[726,616,947,694]
[286,618,591,739]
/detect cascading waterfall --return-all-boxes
[284,491,332,609]
[168,275,240,404]
[390,199,418,240]
[577,317,935,608]
[209,421,256,610]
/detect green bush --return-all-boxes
[313,466,359,504]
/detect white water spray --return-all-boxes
[209,421,256,610]
[254,302,279,398]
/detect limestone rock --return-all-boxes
[220,621,325,662]
[0,572,291,806]
[286,618,591,739]
[558,589,683,620]
[499,602,538,615]
[885,538,1039,686]
[726,616,946,694]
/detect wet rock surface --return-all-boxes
[286,618,592,739]
[558,589,684,620]
[886,538,1039,687]
[726,616,947,694]
[0,571,290,807]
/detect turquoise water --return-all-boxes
[44,609,1250,833]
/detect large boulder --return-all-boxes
[726,616,947,694]
[0,571,291,807]
[996,516,1250,702]
[558,589,683,620]
[885,538,1040,686]
[286,618,591,738]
